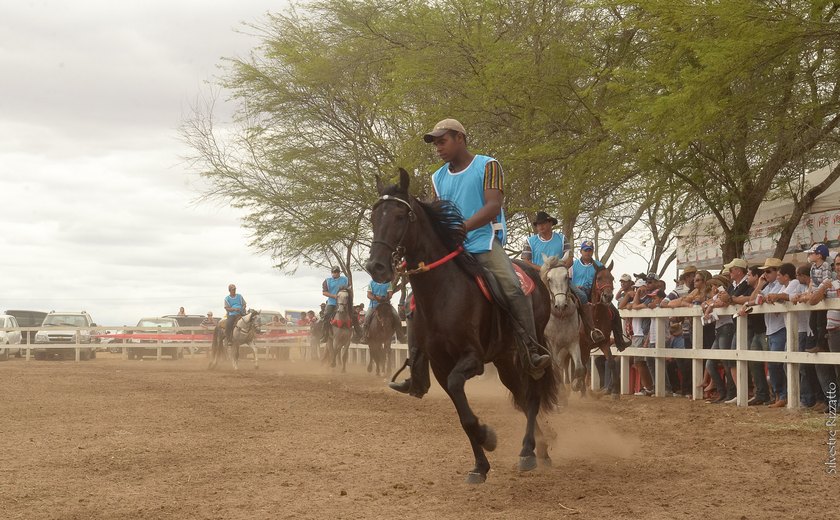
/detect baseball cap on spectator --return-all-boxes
[633,279,646,288]
[580,240,594,251]
[645,272,658,282]
[331,266,341,273]
[619,274,632,283]
[633,272,647,280]
[805,243,830,259]
[758,257,783,270]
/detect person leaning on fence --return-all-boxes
[625,279,655,396]
[703,273,736,404]
[787,264,822,408]
[201,312,216,328]
[754,259,793,408]
[735,266,771,405]
[643,287,674,395]
[804,243,833,354]
[807,254,840,412]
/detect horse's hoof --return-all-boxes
[538,456,553,468]
[571,379,581,392]
[481,425,497,452]
[465,472,486,484]
[611,393,620,401]
[518,455,537,472]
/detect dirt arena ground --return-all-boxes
[0,354,833,519]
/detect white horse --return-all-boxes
[541,253,586,396]
[209,309,261,370]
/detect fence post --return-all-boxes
[692,315,704,401]
[654,315,666,397]
[785,307,800,409]
[735,312,749,407]
[157,335,162,362]
[25,330,31,362]
[75,329,81,362]
[590,354,601,390]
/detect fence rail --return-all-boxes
[601,299,840,409]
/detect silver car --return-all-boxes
[0,315,22,360]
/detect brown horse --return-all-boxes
[578,261,619,398]
[365,169,559,484]
[366,303,402,377]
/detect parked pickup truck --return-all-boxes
[33,311,98,361]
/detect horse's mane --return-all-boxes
[381,183,481,276]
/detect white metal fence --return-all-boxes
[600,300,840,409]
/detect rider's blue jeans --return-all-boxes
[572,285,589,305]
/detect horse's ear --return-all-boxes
[398,168,410,193]
[561,250,570,263]
[375,173,385,194]
[607,260,614,271]
[541,253,549,265]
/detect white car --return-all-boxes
[0,314,22,360]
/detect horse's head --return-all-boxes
[540,252,572,311]
[336,288,351,312]
[593,261,615,305]
[366,168,416,283]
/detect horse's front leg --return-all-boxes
[569,340,585,392]
[442,354,494,484]
[341,338,349,373]
[229,341,239,371]
[518,385,542,472]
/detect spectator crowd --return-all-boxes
[615,243,840,412]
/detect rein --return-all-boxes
[373,193,463,282]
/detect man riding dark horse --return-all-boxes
[388,118,550,395]
[361,279,405,344]
[570,240,630,350]
[320,266,361,343]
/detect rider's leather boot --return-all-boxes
[388,379,411,394]
[580,304,606,344]
[526,342,552,374]
[611,308,631,352]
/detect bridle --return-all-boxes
[544,263,572,316]
[371,193,462,280]
[371,194,415,274]
[234,311,258,335]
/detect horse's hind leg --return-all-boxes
[495,358,539,472]
[535,417,557,467]
[251,342,259,370]
[569,341,585,392]
[441,354,494,483]
[341,340,349,373]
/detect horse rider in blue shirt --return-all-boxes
[425,118,551,376]
[361,280,405,344]
[224,283,247,346]
[522,212,605,345]
[320,266,362,342]
[570,240,630,350]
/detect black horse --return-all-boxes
[365,169,559,484]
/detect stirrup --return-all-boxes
[590,329,606,343]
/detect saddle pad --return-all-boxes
[476,264,535,302]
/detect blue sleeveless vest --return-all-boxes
[325,275,348,306]
[431,155,507,253]
[571,258,603,293]
[368,281,391,309]
[527,232,566,266]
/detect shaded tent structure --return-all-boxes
[676,162,840,270]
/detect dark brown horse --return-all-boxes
[365,170,559,484]
[579,262,620,398]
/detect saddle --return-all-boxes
[475,262,535,302]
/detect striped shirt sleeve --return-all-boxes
[484,160,504,191]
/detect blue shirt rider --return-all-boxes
[521,211,571,270]
[425,117,550,375]
[320,266,361,342]
[361,280,405,344]
[223,283,247,345]
[569,240,630,350]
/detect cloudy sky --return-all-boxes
[1,1,653,327]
